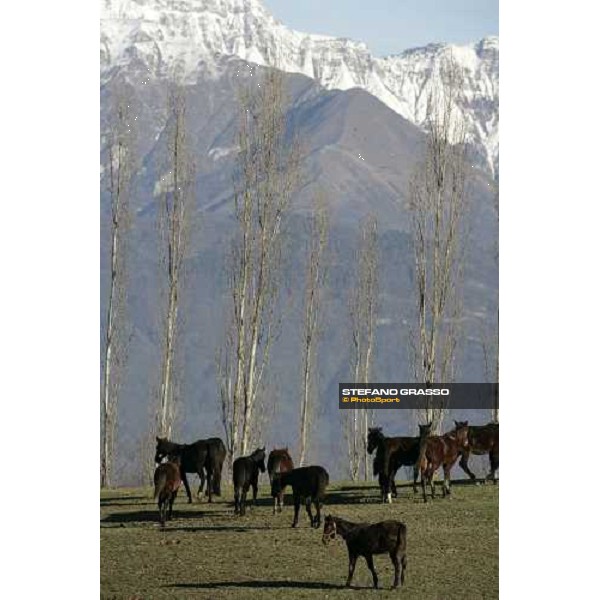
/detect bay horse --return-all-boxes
[456,421,499,483]
[367,424,431,503]
[154,437,214,503]
[267,448,294,513]
[232,447,266,515]
[271,465,329,528]
[418,421,470,502]
[153,456,182,526]
[322,515,407,589]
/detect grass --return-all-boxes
[101,479,498,599]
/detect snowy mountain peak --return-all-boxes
[101,0,498,174]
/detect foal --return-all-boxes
[322,515,407,589]
[418,421,470,502]
[153,456,182,526]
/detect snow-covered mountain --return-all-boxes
[101,0,499,174]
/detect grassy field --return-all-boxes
[101,479,498,599]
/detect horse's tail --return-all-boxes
[418,426,433,469]
[318,468,330,498]
[396,522,407,552]
[154,470,167,500]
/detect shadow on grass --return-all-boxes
[163,523,293,533]
[101,509,218,524]
[100,495,149,506]
[166,580,345,591]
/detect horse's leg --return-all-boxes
[412,464,419,494]
[489,449,499,484]
[273,495,277,515]
[234,487,240,514]
[181,472,193,504]
[168,491,177,520]
[305,497,314,527]
[421,467,428,503]
[241,485,248,516]
[159,497,166,526]
[442,463,452,497]
[314,497,321,528]
[429,466,436,499]
[390,551,400,589]
[458,448,477,481]
[400,553,407,586]
[278,491,284,512]
[391,468,398,498]
[198,469,205,499]
[292,495,300,528]
[383,474,392,504]
[206,465,213,504]
[346,552,357,587]
[252,480,258,505]
[365,554,378,589]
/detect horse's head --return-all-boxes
[322,515,337,545]
[252,447,267,473]
[418,422,433,438]
[453,421,470,447]
[154,436,170,465]
[367,427,384,454]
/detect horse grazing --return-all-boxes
[155,437,214,504]
[267,448,294,514]
[367,424,431,503]
[456,421,499,483]
[233,447,266,515]
[271,465,329,528]
[322,515,407,589]
[153,456,182,526]
[418,421,470,502]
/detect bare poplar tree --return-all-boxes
[407,56,470,433]
[298,194,329,466]
[482,185,499,423]
[101,90,135,488]
[156,85,195,438]
[218,69,301,464]
[344,214,379,480]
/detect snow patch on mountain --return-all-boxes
[101,0,498,173]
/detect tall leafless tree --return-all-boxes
[407,56,470,433]
[156,86,195,438]
[481,185,499,423]
[218,69,301,466]
[298,193,329,466]
[101,90,135,488]
[344,214,379,480]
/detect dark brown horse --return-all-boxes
[153,456,182,526]
[456,421,499,483]
[322,515,407,589]
[233,447,266,516]
[367,425,432,503]
[267,448,294,513]
[271,466,329,528]
[418,421,470,502]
